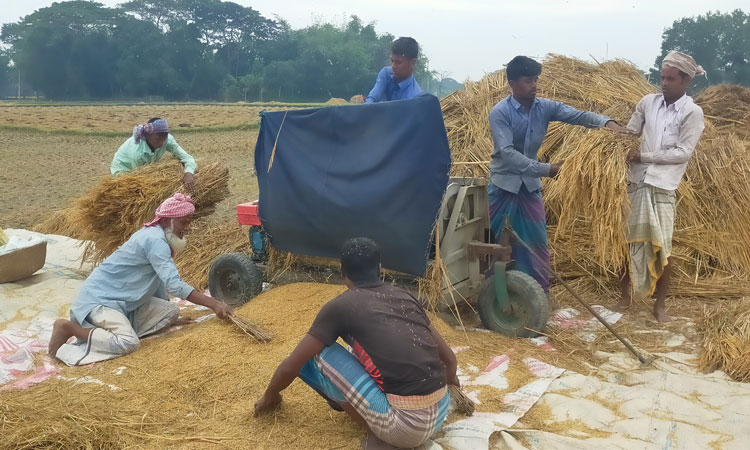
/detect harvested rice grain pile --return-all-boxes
[35,160,229,265]
[698,299,750,382]
[439,54,750,300]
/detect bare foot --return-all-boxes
[361,432,396,450]
[611,299,631,313]
[653,305,672,323]
[48,319,75,358]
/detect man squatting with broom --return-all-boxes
[614,51,706,322]
[255,237,458,450]
[488,56,632,298]
[110,118,199,193]
[48,193,234,365]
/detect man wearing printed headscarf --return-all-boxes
[110,117,198,193]
[613,51,706,322]
[48,193,233,366]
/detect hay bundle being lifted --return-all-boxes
[35,160,230,265]
[699,299,750,381]
[440,54,750,299]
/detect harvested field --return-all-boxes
[0,104,298,133]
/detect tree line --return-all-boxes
[0,0,461,101]
[0,2,747,101]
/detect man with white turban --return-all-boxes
[49,193,233,365]
[614,51,706,322]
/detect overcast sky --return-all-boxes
[2,1,747,81]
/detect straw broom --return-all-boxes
[229,314,273,342]
[449,385,475,416]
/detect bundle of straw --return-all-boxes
[698,299,750,382]
[230,313,273,342]
[449,385,475,416]
[36,160,229,265]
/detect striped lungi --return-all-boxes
[627,182,676,299]
[488,183,550,293]
[298,343,450,448]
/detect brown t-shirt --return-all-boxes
[307,282,447,396]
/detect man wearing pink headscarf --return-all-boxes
[614,51,706,322]
[49,193,233,366]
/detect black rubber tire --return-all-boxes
[208,253,263,307]
[477,270,548,338]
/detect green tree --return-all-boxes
[654,10,750,87]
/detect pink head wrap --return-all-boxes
[144,193,195,227]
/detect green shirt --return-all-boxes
[110,134,197,175]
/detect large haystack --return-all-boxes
[696,84,750,139]
[440,55,750,299]
[34,160,230,265]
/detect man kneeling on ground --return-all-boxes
[254,237,458,449]
[48,193,233,366]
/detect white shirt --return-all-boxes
[627,93,705,191]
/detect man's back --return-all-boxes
[308,283,446,396]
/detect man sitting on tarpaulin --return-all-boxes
[254,237,459,450]
[48,193,233,365]
[614,51,706,322]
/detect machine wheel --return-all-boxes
[208,253,263,307]
[478,270,548,337]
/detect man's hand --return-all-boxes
[254,392,283,417]
[448,371,461,388]
[604,120,636,134]
[627,148,641,163]
[549,163,563,178]
[211,300,234,320]
[182,172,196,194]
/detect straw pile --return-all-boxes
[698,299,750,382]
[695,84,750,139]
[34,160,230,265]
[439,54,750,300]
[174,220,248,290]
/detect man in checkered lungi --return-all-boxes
[255,238,459,449]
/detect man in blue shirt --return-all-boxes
[365,37,422,103]
[48,193,233,366]
[489,56,631,295]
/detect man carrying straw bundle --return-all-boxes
[111,118,198,193]
[48,193,234,365]
[614,51,706,322]
[255,237,458,450]
[489,56,632,296]
[365,37,422,104]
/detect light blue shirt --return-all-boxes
[365,66,422,103]
[110,134,197,175]
[69,226,194,326]
[489,95,610,193]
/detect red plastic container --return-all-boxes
[237,201,261,226]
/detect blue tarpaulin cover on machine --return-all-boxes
[254,94,451,276]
